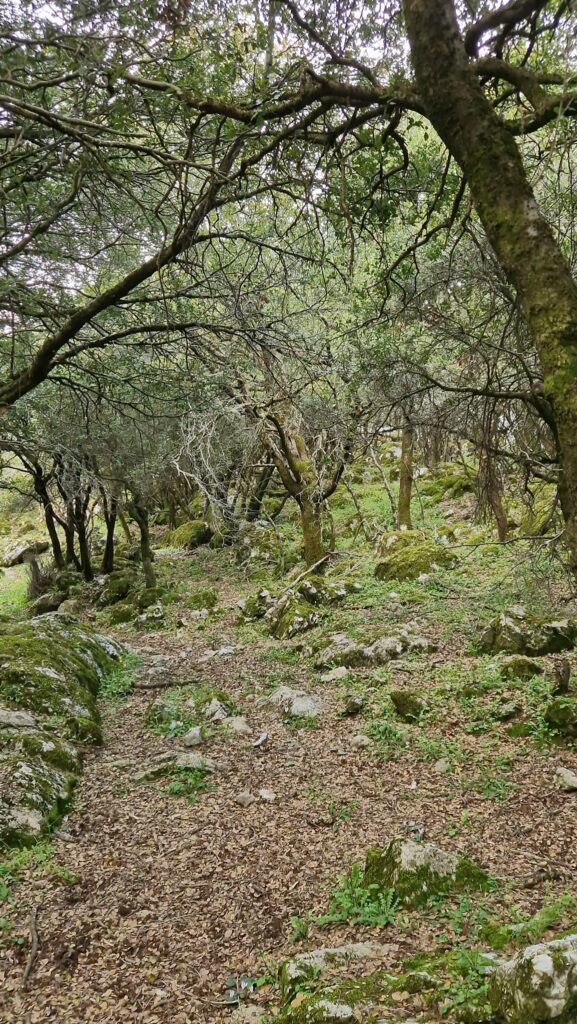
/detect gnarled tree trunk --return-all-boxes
[403,0,577,574]
[398,421,414,529]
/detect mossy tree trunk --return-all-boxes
[398,421,414,529]
[403,0,577,574]
[299,494,326,569]
[73,493,93,582]
[28,461,65,569]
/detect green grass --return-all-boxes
[161,766,212,803]
[316,862,399,928]
[100,653,141,702]
[0,566,29,612]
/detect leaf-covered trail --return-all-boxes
[3,625,577,1023]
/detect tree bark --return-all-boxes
[128,496,156,588]
[299,496,326,570]
[101,494,117,575]
[398,422,414,529]
[30,464,64,569]
[403,0,577,573]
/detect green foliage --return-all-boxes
[316,863,399,928]
[161,766,212,804]
[99,653,140,702]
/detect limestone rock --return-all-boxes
[500,655,544,680]
[267,686,324,720]
[480,607,577,656]
[375,539,456,581]
[174,751,216,771]
[183,726,204,748]
[363,837,488,908]
[238,588,276,621]
[315,628,436,670]
[281,941,392,995]
[341,694,366,716]
[29,592,64,616]
[297,578,353,607]
[350,734,371,749]
[489,935,577,1023]
[1,539,49,567]
[223,715,252,736]
[166,519,213,550]
[0,616,122,845]
[555,766,577,792]
[265,594,319,640]
[203,698,229,722]
[321,666,349,683]
[545,698,577,738]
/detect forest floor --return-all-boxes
[3,489,577,1023]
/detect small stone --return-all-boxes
[321,666,350,682]
[341,694,366,717]
[223,715,252,736]
[259,788,276,802]
[350,734,371,749]
[174,751,216,771]
[555,766,577,792]
[267,686,324,719]
[203,698,229,722]
[434,758,451,774]
[183,727,204,748]
[495,701,521,721]
[235,790,257,807]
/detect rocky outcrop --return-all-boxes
[315,628,436,670]
[363,837,488,908]
[0,614,122,846]
[1,539,49,567]
[480,607,577,656]
[489,935,577,1023]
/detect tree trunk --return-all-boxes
[73,493,93,582]
[128,497,156,588]
[64,501,79,568]
[403,0,577,573]
[398,422,414,529]
[247,462,274,521]
[299,496,326,571]
[101,495,117,575]
[31,466,64,569]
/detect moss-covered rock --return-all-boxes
[234,521,283,569]
[297,578,353,606]
[108,600,137,625]
[98,571,138,607]
[315,629,436,670]
[166,519,213,550]
[363,837,489,908]
[375,540,456,581]
[489,935,577,1024]
[186,587,218,611]
[390,689,427,723]
[420,462,475,502]
[265,594,319,640]
[0,615,122,846]
[545,697,577,738]
[500,655,544,681]
[28,591,65,616]
[237,588,276,621]
[376,529,427,557]
[480,607,577,656]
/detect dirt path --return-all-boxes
[3,623,577,1023]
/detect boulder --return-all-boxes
[265,594,319,640]
[0,615,122,846]
[545,698,577,738]
[1,539,49,567]
[98,571,137,607]
[489,935,577,1024]
[390,689,427,723]
[363,837,488,908]
[28,592,64,616]
[237,588,276,621]
[556,766,577,792]
[500,655,544,680]
[166,520,213,550]
[235,521,283,568]
[375,540,456,581]
[186,587,218,611]
[267,686,324,720]
[480,607,577,656]
[315,629,436,670]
